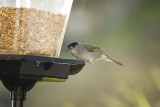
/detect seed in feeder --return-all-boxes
[0,7,66,57]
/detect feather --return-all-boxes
[105,55,123,66]
[83,44,103,52]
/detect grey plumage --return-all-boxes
[67,42,123,65]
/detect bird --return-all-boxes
[67,42,123,65]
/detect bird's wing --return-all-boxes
[83,44,104,52]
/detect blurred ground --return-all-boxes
[1,0,160,107]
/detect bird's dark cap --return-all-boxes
[68,42,78,48]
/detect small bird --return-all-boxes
[67,42,123,65]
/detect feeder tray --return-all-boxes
[0,55,85,107]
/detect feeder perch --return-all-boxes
[0,55,85,107]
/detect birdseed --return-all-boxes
[0,7,66,57]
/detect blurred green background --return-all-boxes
[1,0,160,107]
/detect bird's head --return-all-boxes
[67,42,78,52]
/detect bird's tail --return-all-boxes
[104,55,123,66]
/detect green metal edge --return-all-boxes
[42,77,67,82]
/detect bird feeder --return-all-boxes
[0,0,85,107]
